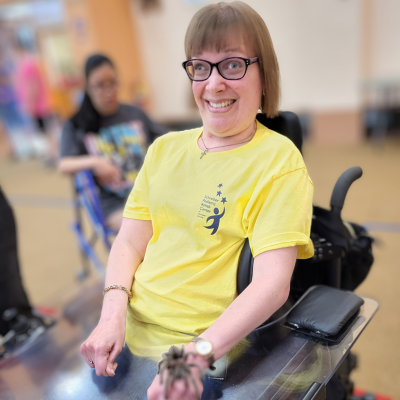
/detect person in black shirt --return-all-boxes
[59,54,166,230]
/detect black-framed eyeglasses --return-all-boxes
[182,57,258,81]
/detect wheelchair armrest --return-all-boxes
[285,285,364,344]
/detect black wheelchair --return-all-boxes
[0,112,377,400]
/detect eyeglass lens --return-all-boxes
[186,58,247,81]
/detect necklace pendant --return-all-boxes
[200,149,207,159]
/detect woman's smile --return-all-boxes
[205,99,236,112]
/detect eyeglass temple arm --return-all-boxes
[249,57,258,65]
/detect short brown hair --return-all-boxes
[184,1,280,118]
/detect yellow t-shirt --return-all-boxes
[123,120,314,356]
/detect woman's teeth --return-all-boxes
[209,100,235,108]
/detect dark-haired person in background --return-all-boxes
[59,54,167,231]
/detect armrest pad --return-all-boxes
[286,285,364,337]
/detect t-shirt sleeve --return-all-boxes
[246,166,314,259]
[60,120,86,157]
[123,142,155,220]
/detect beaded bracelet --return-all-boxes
[103,285,132,303]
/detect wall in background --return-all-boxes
[370,0,400,79]
[65,0,144,103]
[130,0,361,121]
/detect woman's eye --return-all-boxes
[228,62,240,69]
[194,64,206,71]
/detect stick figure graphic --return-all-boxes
[204,207,225,235]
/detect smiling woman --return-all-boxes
[80,3,314,400]
[182,1,280,159]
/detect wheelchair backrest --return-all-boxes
[256,112,303,153]
[237,114,365,296]
[237,112,304,294]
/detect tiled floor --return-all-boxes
[0,139,399,398]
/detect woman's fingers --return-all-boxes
[80,342,96,368]
[106,362,118,377]
[168,379,201,400]
[80,317,126,378]
[94,344,112,376]
[168,380,187,400]
[93,341,123,377]
[82,352,96,368]
[105,341,122,376]
[148,374,201,400]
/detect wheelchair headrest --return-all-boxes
[256,112,303,153]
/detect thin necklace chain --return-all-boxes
[199,127,256,159]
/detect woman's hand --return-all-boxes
[147,345,207,400]
[80,219,153,377]
[80,311,126,377]
[93,157,122,186]
[147,366,204,400]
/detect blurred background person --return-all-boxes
[0,48,35,160]
[58,54,167,231]
[0,50,18,159]
[14,35,58,165]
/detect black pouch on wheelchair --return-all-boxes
[285,285,364,344]
[341,222,374,291]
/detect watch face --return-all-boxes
[196,340,213,356]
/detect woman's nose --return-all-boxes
[206,66,226,93]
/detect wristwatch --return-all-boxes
[191,337,216,370]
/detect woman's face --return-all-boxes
[191,41,262,138]
[87,63,119,116]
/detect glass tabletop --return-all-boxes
[0,281,378,400]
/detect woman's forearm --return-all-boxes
[100,218,153,321]
[197,246,297,360]
[58,155,101,175]
[80,219,152,377]
[100,236,142,321]
[199,276,288,359]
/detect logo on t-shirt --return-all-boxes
[197,183,227,235]
[204,206,225,235]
